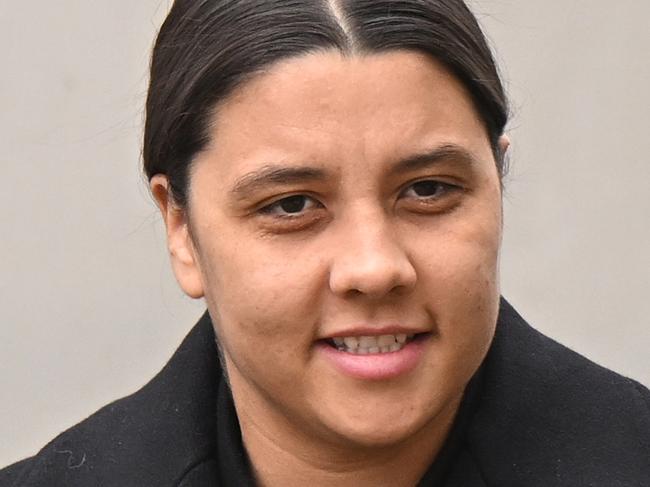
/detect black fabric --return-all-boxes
[2,299,649,486]
[0,312,221,487]
[417,364,484,485]
[469,302,650,485]
[215,379,255,486]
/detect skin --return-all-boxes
[152,50,508,486]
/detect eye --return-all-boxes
[259,194,321,217]
[401,180,458,199]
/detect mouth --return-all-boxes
[323,333,430,355]
[317,331,431,380]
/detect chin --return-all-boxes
[326,421,418,450]
[314,394,445,450]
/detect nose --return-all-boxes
[328,212,417,300]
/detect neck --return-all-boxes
[233,389,462,487]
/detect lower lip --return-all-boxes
[316,337,428,381]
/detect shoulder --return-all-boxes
[0,312,221,487]
[469,299,650,485]
[0,459,33,487]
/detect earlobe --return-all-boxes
[498,134,511,156]
[150,175,205,299]
[497,134,510,166]
[496,134,511,180]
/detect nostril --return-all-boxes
[344,288,364,299]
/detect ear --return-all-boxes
[498,134,511,156]
[150,175,204,299]
[497,134,510,168]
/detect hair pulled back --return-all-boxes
[143,0,509,207]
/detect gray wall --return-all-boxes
[1,0,648,467]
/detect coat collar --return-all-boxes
[15,312,221,486]
[468,300,650,484]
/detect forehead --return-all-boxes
[201,50,490,179]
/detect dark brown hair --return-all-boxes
[143,0,509,207]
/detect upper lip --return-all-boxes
[320,325,429,340]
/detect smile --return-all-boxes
[329,334,416,354]
[318,333,430,380]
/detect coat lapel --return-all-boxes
[17,312,221,486]
[467,299,650,486]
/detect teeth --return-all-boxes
[359,336,377,348]
[330,333,417,354]
[377,335,396,347]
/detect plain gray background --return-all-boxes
[1,0,648,468]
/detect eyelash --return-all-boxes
[258,194,323,218]
[399,179,460,201]
[257,179,462,220]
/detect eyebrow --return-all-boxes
[229,165,327,200]
[387,143,480,177]
[228,144,478,200]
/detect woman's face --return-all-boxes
[157,50,505,449]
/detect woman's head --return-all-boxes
[147,0,509,457]
[143,0,508,207]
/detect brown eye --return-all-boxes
[403,180,457,199]
[279,195,308,213]
[260,195,320,217]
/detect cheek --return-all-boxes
[203,268,313,392]
[416,195,501,288]
[413,195,502,348]
[197,232,325,365]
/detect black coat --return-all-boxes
[2,300,649,486]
